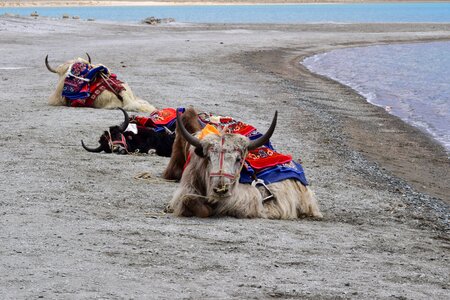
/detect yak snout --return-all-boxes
[112,145,128,155]
[213,184,229,196]
[210,175,234,198]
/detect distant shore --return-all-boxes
[1,0,446,8]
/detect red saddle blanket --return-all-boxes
[132,108,178,128]
[246,147,292,170]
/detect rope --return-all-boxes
[134,172,177,183]
[143,211,167,218]
[100,72,123,101]
[179,193,210,202]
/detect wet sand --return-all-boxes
[0,16,449,298]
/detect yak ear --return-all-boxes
[194,147,205,157]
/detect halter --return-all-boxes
[209,136,247,182]
[107,130,129,153]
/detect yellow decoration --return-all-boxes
[197,124,221,140]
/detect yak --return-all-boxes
[81,107,199,157]
[45,54,156,113]
[162,107,203,180]
[168,111,323,219]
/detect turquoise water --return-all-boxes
[303,41,450,151]
[2,3,450,23]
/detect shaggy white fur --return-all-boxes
[170,134,322,219]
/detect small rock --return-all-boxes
[143,16,175,25]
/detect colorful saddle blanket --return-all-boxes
[131,108,185,133]
[62,62,124,107]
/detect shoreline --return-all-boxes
[1,0,447,8]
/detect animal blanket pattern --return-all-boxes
[131,108,184,132]
[62,62,124,107]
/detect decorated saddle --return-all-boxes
[62,62,125,107]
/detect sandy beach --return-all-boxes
[0,12,449,299]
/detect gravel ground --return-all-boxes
[0,16,449,299]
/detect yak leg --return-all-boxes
[169,187,212,218]
[181,196,212,218]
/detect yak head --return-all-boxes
[81,108,130,154]
[177,111,277,199]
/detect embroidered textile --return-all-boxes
[62,62,124,107]
[131,107,184,132]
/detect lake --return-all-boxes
[303,41,450,151]
[2,3,450,24]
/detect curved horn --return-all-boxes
[248,111,278,150]
[81,140,103,153]
[118,108,130,133]
[86,52,91,64]
[176,111,202,149]
[45,55,57,73]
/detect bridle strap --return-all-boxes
[108,130,128,153]
[209,136,247,181]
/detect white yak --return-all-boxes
[169,111,323,219]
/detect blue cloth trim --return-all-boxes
[240,161,308,186]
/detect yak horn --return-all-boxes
[86,52,91,64]
[81,140,103,153]
[176,111,202,149]
[45,55,57,73]
[118,107,130,133]
[248,111,278,150]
